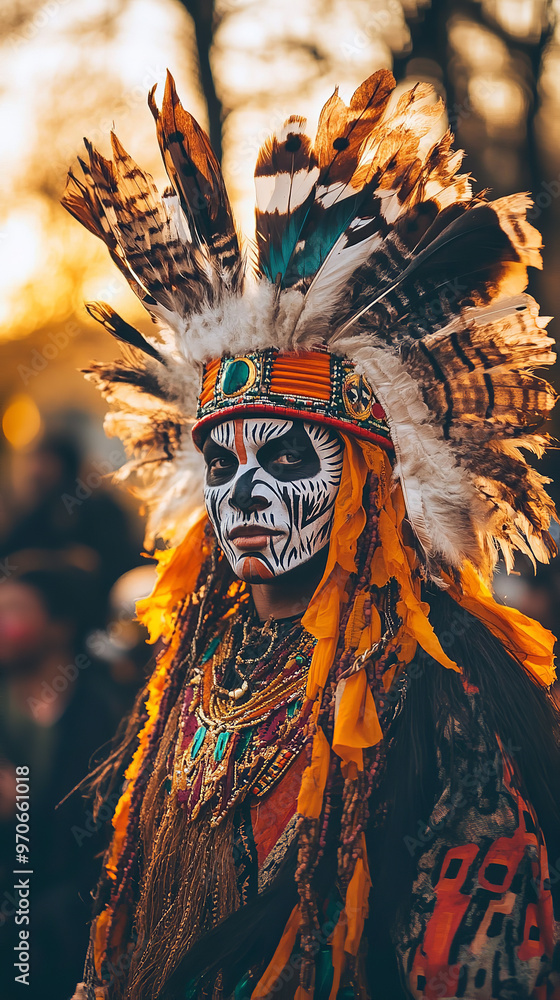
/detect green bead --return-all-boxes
[214,731,231,762]
[200,635,221,664]
[295,654,306,664]
[235,727,253,760]
[190,725,207,759]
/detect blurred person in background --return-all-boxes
[86,564,158,712]
[0,559,122,1000]
[0,432,141,624]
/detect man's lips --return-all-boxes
[227,526,281,550]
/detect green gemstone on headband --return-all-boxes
[221,358,256,397]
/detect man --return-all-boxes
[65,69,560,998]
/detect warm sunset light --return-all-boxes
[1,4,560,997]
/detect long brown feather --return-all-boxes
[148,71,242,284]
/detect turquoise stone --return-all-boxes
[233,972,253,999]
[287,698,302,719]
[200,635,221,664]
[190,725,207,759]
[235,727,254,760]
[214,730,231,762]
[222,359,250,396]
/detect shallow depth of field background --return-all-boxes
[0,1,560,996]
[2,0,560,598]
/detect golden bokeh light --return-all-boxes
[2,393,43,449]
[468,74,528,131]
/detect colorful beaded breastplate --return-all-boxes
[173,612,316,825]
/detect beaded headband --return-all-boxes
[192,348,393,449]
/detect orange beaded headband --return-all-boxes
[192,348,393,449]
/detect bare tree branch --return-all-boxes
[176,0,224,162]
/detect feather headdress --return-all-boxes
[62,69,557,582]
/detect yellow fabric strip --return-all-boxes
[106,517,209,881]
[93,908,111,977]
[250,904,301,998]
[332,671,382,768]
[344,842,371,956]
[105,625,182,879]
[297,722,331,818]
[136,513,208,643]
[328,837,371,999]
[446,561,556,687]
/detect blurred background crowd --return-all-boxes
[1,0,560,997]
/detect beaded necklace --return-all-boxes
[173,606,316,826]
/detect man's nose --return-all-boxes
[229,468,271,514]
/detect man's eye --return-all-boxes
[274,451,302,466]
[209,456,233,471]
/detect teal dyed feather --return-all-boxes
[255,70,396,290]
[254,116,319,282]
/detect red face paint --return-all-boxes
[234,420,247,465]
[241,557,274,581]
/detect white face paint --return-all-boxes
[202,417,344,582]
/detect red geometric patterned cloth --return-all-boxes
[393,687,560,999]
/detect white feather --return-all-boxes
[255,167,320,214]
[292,228,384,343]
[337,341,490,571]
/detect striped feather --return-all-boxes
[293,84,469,339]
[84,303,164,365]
[62,132,217,333]
[254,116,319,282]
[148,71,242,285]
[280,71,395,289]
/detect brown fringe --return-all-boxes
[123,701,240,999]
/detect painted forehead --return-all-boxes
[209,417,295,452]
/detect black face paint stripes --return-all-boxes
[203,417,344,582]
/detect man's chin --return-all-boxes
[232,542,331,586]
[235,554,275,582]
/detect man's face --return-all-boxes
[202,417,344,582]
